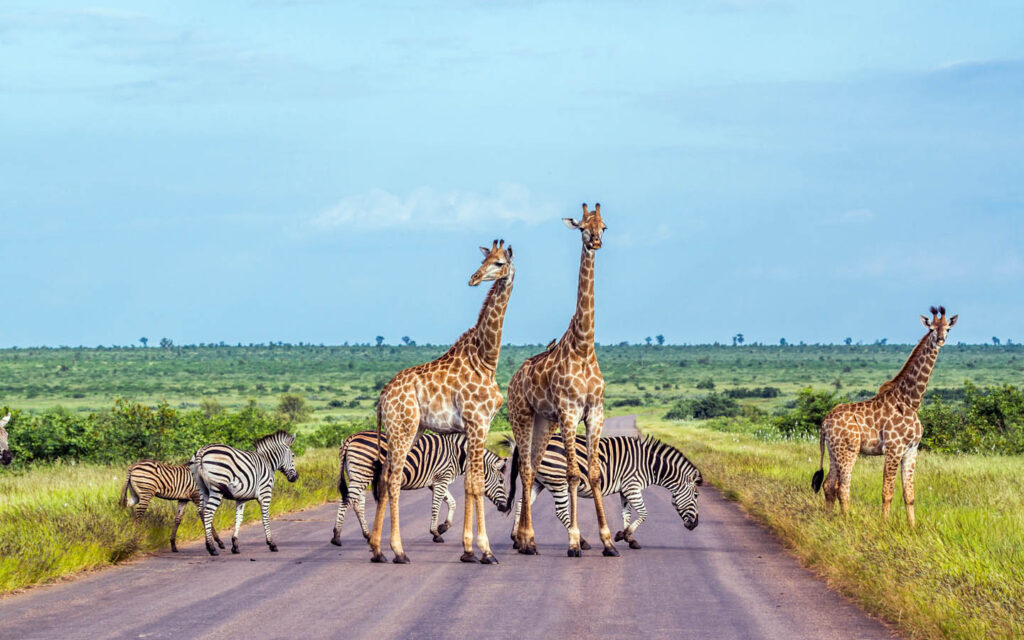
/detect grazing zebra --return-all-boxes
[0,413,11,466]
[119,460,224,552]
[190,430,298,556]
[510,434,702,550]
[331,430,509,546]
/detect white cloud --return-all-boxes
[311,183,559,231]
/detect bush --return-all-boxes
[611,397,643,408]
[695,377,715,390]
[665,394,740,420]
[725,386,781,399]
[771,388,846,438]
[305,418,374,449]
[921,382,1024,454]
[327,399,344,408]
[278,393,310,423]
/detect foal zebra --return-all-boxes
[0,413,11,466]
[190,430,298,556]
[120,460,224,552]
[331,430,509,546]
[510,434,702,550]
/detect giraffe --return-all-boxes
[507,202,618,557]
[812,306,958,527]
[367,239,514,564]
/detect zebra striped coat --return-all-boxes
[120,460,224,552]
[331,430,508,546]
[0,413,11,466]
[190,430,298,556]
[510,434,702,549]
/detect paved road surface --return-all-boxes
[0,416,893,639]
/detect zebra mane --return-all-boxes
[639,434,702,483]
[254,430,295,450]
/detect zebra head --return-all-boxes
[0,413,11,466]
[483,449,509,512]
[644,435,701,531]
[255,431,298,482]
[671,480,700,531]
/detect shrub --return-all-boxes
[691,393,740,419]
[725,386,781,399]
[611,397,643,408]
[278,393,310,423]
[327,399,344,408]
[695,377,715,390]
[772,388,846,438]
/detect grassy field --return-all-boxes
[640,413,1024,639]
[0,448,339,594]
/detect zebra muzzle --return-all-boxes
[683,514,699,531]
[0,450,11,466]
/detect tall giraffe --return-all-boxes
[507,203,618,557]
[812,306,958,526]
[367,240,514,564]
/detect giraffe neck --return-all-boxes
[471,271,514,372]
[568,244,596,354]
[891,332,941,410]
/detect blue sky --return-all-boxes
[2,1,1022,347]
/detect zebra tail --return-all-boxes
[811,427,825,493]
[506,442,519,517]
[372,406,385,503]
[119,475,130,507]
[338,463,349,502]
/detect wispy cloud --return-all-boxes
[311,183,559,231]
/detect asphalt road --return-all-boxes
[0,416,893,640]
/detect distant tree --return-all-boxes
[139,337,148,348]
[159,337,173,349]
[201,398,225,418]
[401,336,411,346]
[618,341,629,347]
[732,333,744,346]
[993,337,1001,346]
[833,378,843,390]
[645,336,652,346]
[695,377,715,390]
[375,336,385,347]
[874,338,887,346]
[779,337,787,346]
[278,393,310,423]
[655,334,665,346]
[844,337,853,346]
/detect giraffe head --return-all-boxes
[563,202,607,250]
[921,305,958,347]
[0,413,11,466]
[469,239,514,286]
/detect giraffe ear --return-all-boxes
[505,246,513,261]
[948,314,958,327]
[479,246,490,258]
[921,315,931,328]
[563,217,582,230]
[0,413,9,429]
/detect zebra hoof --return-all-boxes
[480,553,499,565]
[580,538,592,550]
[330,535,342,547]
[170,541,178,553]
[629,539,642,550]
[362,532,371,541]
[393,553,411,564]
[206,544,219,556]
[268,543,278,552]
[217,539,226,549]
[614,530,625,542]
[460,552,479,563]
[232,545,240,554]
[433,534,444,543]
[370,553,387,563]
[602,545,620,557]
[437,522,450,535]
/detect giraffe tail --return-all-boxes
[506,440,520,518]
[372,404,385,503]
[811,427,825,493]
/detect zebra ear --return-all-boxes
[285,432,296,446]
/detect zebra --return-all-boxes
[190,430,298,556]
[509,433,702,550]
[119,460,225,552]
[0,413,11,466]
[331,430,509,546]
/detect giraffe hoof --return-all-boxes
[480,553,499,565]
[603,545,620,557]
[437,522,450,535]
[567,547,582,558]
[268,543,278,552]
[614,530,625,542]
[330,535,342,547]
[580,538,592,550]
[460,551,479,563]
[628,539,642,550]
[433,534,445,543]
[393,553,411,564]
[518,545,537,556]
[512,538,521,550]
[370,553,387,563]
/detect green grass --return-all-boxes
[0,448,339,594]
[640,413,1024,639]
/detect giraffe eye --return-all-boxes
[494,261,505,267]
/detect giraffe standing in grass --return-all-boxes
[507,203,618,557]
[368,240,514,564]
[812,306,958,526]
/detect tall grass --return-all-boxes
[0,448,339,594]
[641,415,1024,639]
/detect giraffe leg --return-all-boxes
[901,444,919,528]
[823,442,840,511]
[585,405,618,557]
[837,449,857,517]
[386,435,416,564]
[463,424,497,564]
[882,446,903,522]
[231,501,246,554]
[170,500,188,552]
[559,410,585,557]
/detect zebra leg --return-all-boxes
[192,494,224,549]
[621,485,647,549]
[614,493,632,542]
[511,482,543,545]
[202,492,223,556]
[439,487,456,536]
[231,501,246,554]
[259,496,277,552]
[331,481,356,547]
[559,410,585,557]
[133,492,153,522]
[170,500,188,552]
[353,488,370,540]
[584,405,618,557]
[430,482,450,542]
